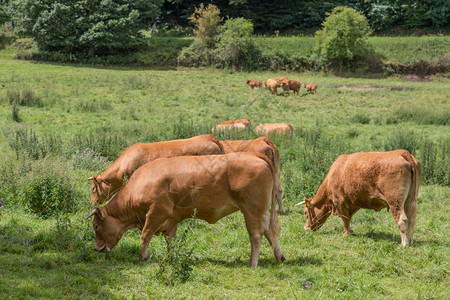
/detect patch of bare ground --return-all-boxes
[338,85,416,92]
[402,75,433,82]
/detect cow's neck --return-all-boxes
[312,178,331,211]
[105,193,139,230]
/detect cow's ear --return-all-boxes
[98,207,107,220]
[305,198,312,208]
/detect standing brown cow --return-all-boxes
[296,150,421,246]
[304,84,317,94]
[246,80,262,89]
[220,137,285,214]
[89,134,224,205]
[255,123,293,139]
[86,153,285,267]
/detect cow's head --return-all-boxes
[246,80,250,84]
[89,175,111,205]
[86,207,124,252]
[296,197,331,231]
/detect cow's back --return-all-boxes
[327,150,414,207]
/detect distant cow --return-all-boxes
[86,153,285,267]
[89,135,224,205]
[265,77,289,95]
[284,79,301,95]
[212,119,251,132]
[220,137,285,214]
[246,80,262,89]
[255,123,293,139]
[296,150,421,246]
[304,84,317,94]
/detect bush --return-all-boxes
[189,3,222,48]
[156,218,197,286]
[7,88,42,107]
[2,125,63,159]
[315,6,373,61]
[18,172,76,218]
[11,0,163,55]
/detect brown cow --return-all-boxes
[86,153,285,267]
[285,79,301,95]
[304,84,317,94]
[246,80,262,89]
[89,134,224,205]
[296,150,421,246]
[212,119,251,132]
[220,137,285,214]
[255,123,293,139]
[265,77,289,95]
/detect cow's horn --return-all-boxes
[295,201,306,206]
[88,176,93,181]
[85,208,97,219]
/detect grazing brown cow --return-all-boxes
[304,84,317,94]
[212,119,251,132]
[255,123,293,139]
[246,80,262,89]
[86,153,285,267]
[285,79,301,95]
[296,150,421,246]
[220,137,285,214]
[265,77,289,95]
[89,134,224,205]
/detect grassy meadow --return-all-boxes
[0,55,449,298]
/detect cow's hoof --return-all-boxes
[280,255,286,263]
[278,210,286,216]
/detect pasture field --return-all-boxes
[0,57,449,299]
[253,36,450,63]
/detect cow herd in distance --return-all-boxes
[87,123,421,266]
[247,77,318,95]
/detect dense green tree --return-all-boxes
[11,0,163,55]
[160,0,449,34]
[315,6,372,61]
[0,0,10,25]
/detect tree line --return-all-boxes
[160,0,449,33]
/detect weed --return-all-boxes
[156,218,197,286]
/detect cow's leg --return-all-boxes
[404,196,417,245]
[389,205,409,246]
[276,187,285,215]
[241,211,265,267]
[139,207,171,262]
[341,207,360,236]
[262,214,285,264]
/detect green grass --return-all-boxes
[254,36,450,63]
[0,57,449,298]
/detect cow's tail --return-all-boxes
[254,151,281,237]
[261,137,284,214]
[287,124,293,140]
[401,150,421,244]
[209,134,226,154]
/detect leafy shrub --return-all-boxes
[7,88,42,107]
[392,105,449,125]
[350,113,371,124]
[383,129,418,155]
[11,102,20,122]
[189,3,222,48]
[71,148,108,171]
[156,219,197,286]
[419,138,450,186]
[18,173,76,218]
[2,125,63,159]
[315,6,372,61]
